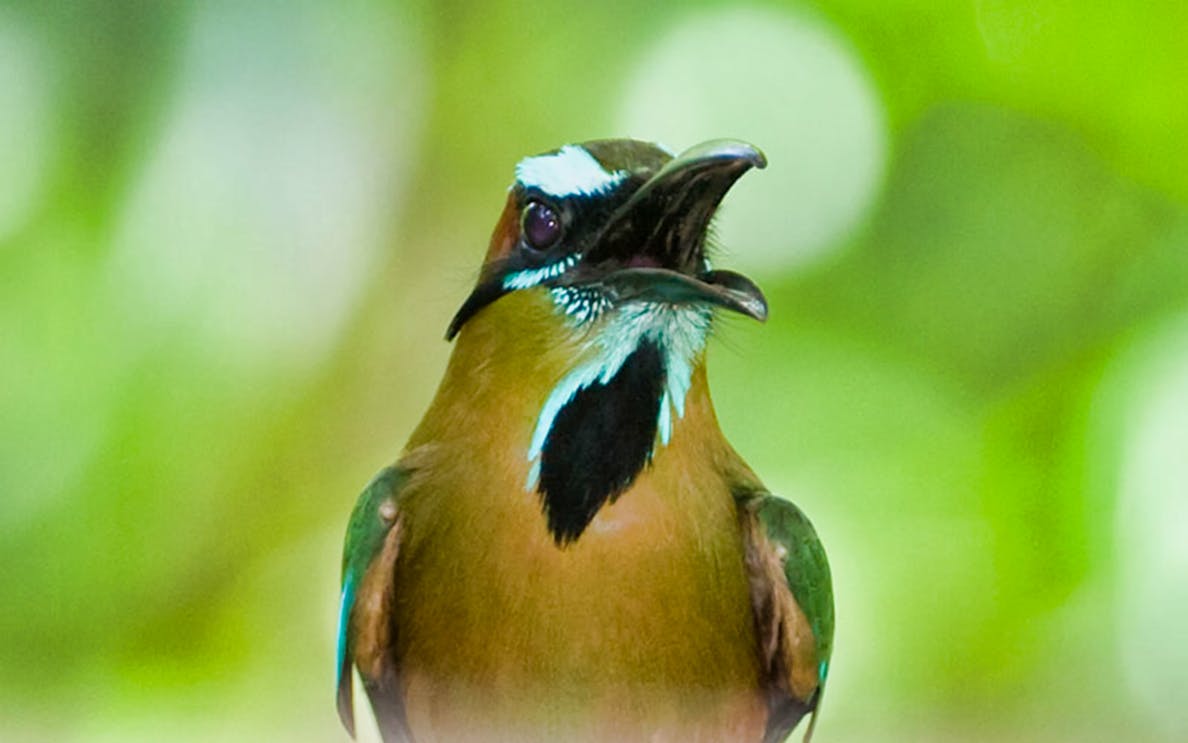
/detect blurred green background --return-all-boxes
[3,1,1187,741]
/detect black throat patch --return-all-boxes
[538,339,666,545]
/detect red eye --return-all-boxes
[522,201,562,250]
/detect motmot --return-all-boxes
[335,139,834,743]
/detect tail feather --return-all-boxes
[763,693,812,743]
[363,666,413,743]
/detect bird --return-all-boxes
[335,139,834,743]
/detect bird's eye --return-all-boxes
[521,201,562,250]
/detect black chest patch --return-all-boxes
[538,339,666,544]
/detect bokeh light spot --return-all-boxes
[0,13,54,243]
[617,6,886,274]
[1115,316,1188,738]
[108,1,428,368]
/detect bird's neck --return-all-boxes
[410,290,721,543]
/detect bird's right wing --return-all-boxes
[336,466,412,741]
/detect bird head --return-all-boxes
[447,138,768,340]
[443,138,768,543]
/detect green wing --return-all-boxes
[336,466,409,740]
[745,494,834,743]
[754,496,835,679]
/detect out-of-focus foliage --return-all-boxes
[1,1,1185,741]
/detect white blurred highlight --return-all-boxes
[0,13,54,243]
[109,1,428,368]
[618,6,886,274]
[1116,316,1188,739]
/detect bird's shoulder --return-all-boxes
[337,465,411,739]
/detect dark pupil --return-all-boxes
[523,201,561,249]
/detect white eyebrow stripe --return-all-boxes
[515,145,626,198]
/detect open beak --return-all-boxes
[569,139,769,322]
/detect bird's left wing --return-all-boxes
[739,492,835,743]
[336,465,411,740]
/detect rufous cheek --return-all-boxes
[482,193,521,265]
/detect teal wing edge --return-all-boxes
[740,492,835,743]
[336,465,409,739]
